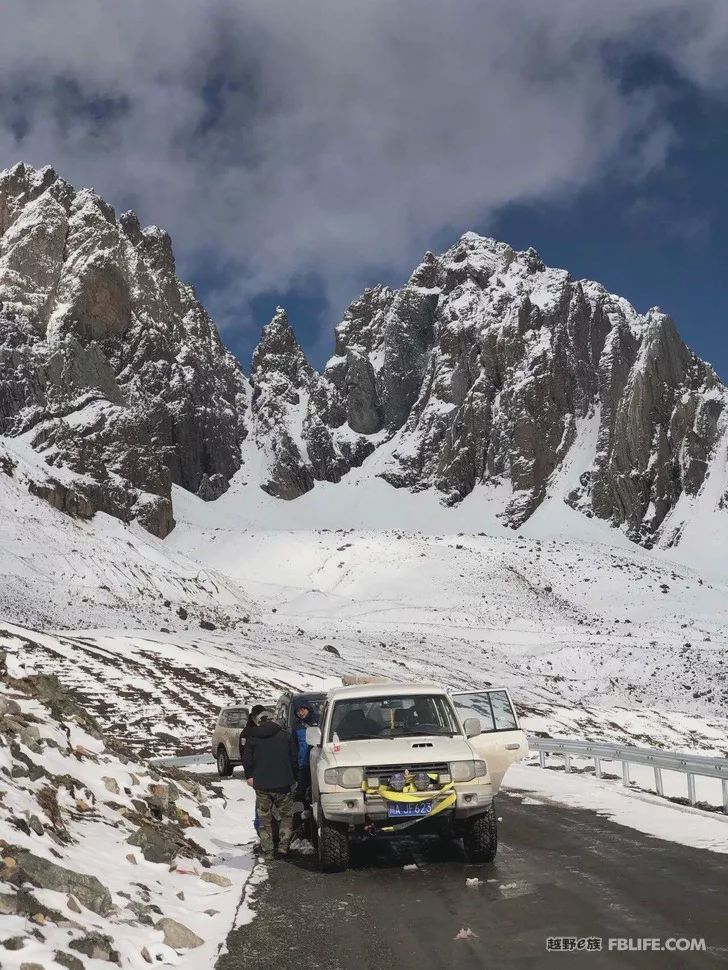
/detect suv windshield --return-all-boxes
[329,694,459,741]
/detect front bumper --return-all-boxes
[319,786,493,826]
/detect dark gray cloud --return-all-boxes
[2,0,728,339]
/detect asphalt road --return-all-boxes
[217,792,728,969]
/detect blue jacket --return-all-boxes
[294,712,318,769]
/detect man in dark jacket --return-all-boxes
[242,708,298,861]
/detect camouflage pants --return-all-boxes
[256,789,294,856]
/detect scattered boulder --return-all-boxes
[69,932,120,964]
[55,952,86,970]
[15,850,113,916]
[141,944,178,964]
[0,891,18,914]
[200,871,232,888]
[147,782,171,814]
[156,916,204,950]
[0,696,21,716]
[27,815,44,836]
[3,936,25,950]
[127,824,177,865]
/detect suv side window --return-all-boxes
[488,691,517,730]
[452,690,518,733]
[453,694,495,732]
[274,696,288,727]
[221,707,247,727]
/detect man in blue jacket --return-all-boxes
[243,708,298,861]
[294,702,318,801]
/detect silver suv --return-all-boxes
[211,704,250,777]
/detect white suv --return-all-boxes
[307,683,527,871]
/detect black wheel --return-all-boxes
[216,746,233,778]
[317,808,349,872]
[463,803,498,863]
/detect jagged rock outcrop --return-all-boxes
[252,232,727,545]
[0,163,248,536]
[248,308,372,498]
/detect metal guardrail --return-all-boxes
[151,753,215,768]
[528,736,728,813]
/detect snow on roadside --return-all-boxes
[0,661,256,968]
[505,763,728,855]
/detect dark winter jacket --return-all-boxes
[242,721,298,792]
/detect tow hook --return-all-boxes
[364,820,376,838]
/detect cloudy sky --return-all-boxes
[1,0,727,375]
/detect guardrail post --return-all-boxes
[622,761,629,787]
[539,750,546,769]
[687,773,696,806]
[722,779,728,815]
[564,753,572,773]
[654,767,663,797]
[594,757,601,778]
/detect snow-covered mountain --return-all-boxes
[0,163,247,537]
[2,162,727,560]
[248,235,728,554]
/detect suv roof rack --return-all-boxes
[341,674,394,686]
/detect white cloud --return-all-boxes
[1,0,728,350]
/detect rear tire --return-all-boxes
[317,809,349,872]
[216,746,233,778]
[463,803,497,863]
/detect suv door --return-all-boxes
[450,690,528,792]
[309,701,327,804]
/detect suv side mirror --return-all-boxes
[463,718,481,738]
[306,726,322,747]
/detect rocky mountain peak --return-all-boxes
[251,307,312,388]
[0,162,248,536]
[255,232,727,547]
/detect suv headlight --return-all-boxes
[324,767,364,788]
[449,761,476,783]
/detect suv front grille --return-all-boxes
[365,763,449,788]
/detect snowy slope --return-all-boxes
[0,638,257,968]
[0,437,254,631]
[2,426,727,733]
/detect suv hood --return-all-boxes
[328,735,476,768]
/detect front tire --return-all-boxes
[216,746,233,778]
[463,803,498,863]
[317,809,349,872]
